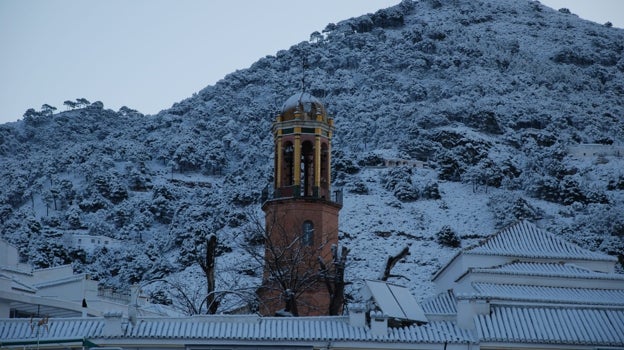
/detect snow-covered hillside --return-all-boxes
[1,0,623,313]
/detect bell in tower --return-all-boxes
[258,92,342,316]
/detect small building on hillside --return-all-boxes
[66,234,123,253]
[383,158,425,168]
[568,143,624,159]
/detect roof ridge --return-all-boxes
[475,261,624,278]
[472,283,624,306]
[465,220,616,262]
[475,281,624,292]
[490,301,624,311]
[463,220,538,252]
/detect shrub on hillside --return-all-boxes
[421,181,441,199]
[381,166,419,201]
[347,179,369,194]
[436,225,461,248]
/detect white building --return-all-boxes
[424,220,624,347]
[0,240,171,319]
[568,143,624,159]
[67,234,123,253]
[1,221,623,349]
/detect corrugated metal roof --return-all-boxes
[0,317,103,341]
[0,316,474,344]
[123,316,471,343]
[466,221,615,261]
[471,283,624,306]
[475,305,624,346]
[472,261,624,279]
[421,291,457,315]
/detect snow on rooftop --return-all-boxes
[466,221,616,262]
[280,92,322,112]
[472,261,624,280]
[0,316,475,344]
[471,283,624,306]
[476,305,624,345]
[0,272,37,293]
[0,317,104,341]
[420,290,457,316]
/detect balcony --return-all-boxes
[262,185,343,206]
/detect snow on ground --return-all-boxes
[340,166,500,301]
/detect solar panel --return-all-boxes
[365,280,428,323]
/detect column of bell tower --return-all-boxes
[258,92,342,316]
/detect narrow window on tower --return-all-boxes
[321,143,328,183]
[301,141,314,196]
[283,142,294,186]
[302,220,314,246]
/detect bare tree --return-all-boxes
[148,271,257,316]
[198,234,219,314]
[381,246,410,281]
[156,277,206,315]
[177,228,220,314]
[245,211,342,316]
[318,244,349,315]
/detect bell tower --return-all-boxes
[258,92,342,316]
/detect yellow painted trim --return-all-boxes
[314,135,321,188]
[294,135,301,186]
[327,142,332,188]
[276,137,282,188]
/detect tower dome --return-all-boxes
[279,92,327,122]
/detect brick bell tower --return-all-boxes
[258,92,342,316]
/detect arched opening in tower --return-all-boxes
[301,140,314,197]
[321,142,329,197]
[282,141,294,186]
[302,220,314,246]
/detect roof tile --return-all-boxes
[421,290,457,315]
[475,305,624,345]
[0,316,474,344]
[466,221,615,261]
[472,261,624,279]
[472,282,624,305]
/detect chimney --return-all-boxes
[102,312,124,337]
[456,294,490,330]
[369,311,388,336]
[348,304,366,327]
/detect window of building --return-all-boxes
[302,220,314,246]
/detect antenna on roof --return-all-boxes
[301,55,308,94]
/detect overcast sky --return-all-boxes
[0,0,622,124]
